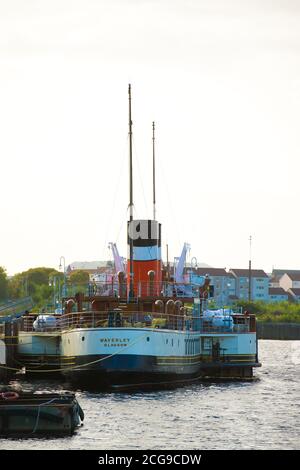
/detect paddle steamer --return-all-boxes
[18,85,261,389]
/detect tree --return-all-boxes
[7,267,64,309]
[0,266,8,301]
[25,267,63,287]
[69,270,90,284]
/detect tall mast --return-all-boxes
[128,84,133,221]
[248,235,252,302]
[152,121,156,221]
[128,84,134,298]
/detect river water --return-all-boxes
[0,340,299,450]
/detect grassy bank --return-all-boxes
[234,300,300,323]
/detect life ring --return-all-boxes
[1,391,19,400]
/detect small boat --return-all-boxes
[0,391,84,436]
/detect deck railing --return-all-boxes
[19,311,253,334]
[63,281,202,299]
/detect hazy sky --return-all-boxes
[0,0,299,275]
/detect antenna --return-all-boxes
[248,235,252,302]
[152,121,156,220]
[128,84,134,298]
[128,84,133,221]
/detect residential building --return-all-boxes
[279,273,300,292]
[66,261,110,277]
[268,287,289,303]
[230,269,269,301]
[270,269,300,287]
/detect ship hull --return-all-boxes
[60,327,260,389]
[17,332,61,376]
[62,354,259,390]
[62,353,203,389]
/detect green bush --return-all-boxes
[233,300,300,323]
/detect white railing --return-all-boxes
[19,311,254,334]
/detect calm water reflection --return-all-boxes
[0,340,299,449]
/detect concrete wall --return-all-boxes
[0,338,7,381]
[257,322,300,340]
[0,339,5,365]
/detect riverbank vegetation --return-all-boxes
[1,265,300,322]
[0,266,92,311]
[234,300,300,323]
[0,266,63,310]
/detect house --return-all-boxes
[229,268,269,301]
[268,287,289,303]
[270,269,300,287]
[66,261,110,277]
[279,273,300,292]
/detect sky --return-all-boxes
[0,0,299,275]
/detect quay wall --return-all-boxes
[257,322,300,340]
[0,338,6,381]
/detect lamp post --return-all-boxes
[59,256,66,297]
[222,282,232,309]
[48,275,57,311]
[21,276,28,298]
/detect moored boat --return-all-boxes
[0,391,84,436]
[57,84,261,388]
[15,84,261,390]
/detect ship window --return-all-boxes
[147,337,150,342]
[166,339,168,344]
[202,337,212,350]
[172,339,174,346]
[82,337,85,341]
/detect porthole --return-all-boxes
[82,337,85,341]
[147,337,150,342]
